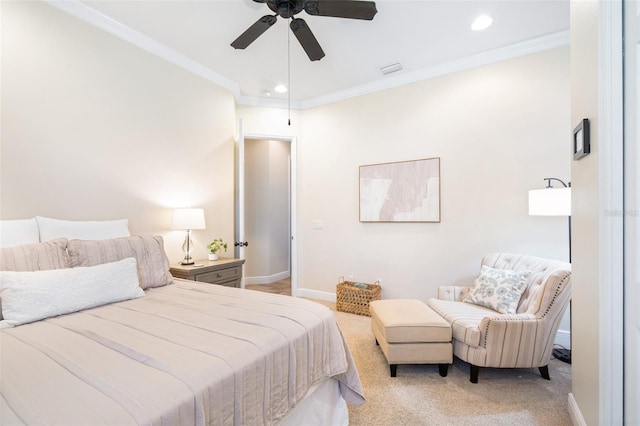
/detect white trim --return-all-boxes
[47,0,568,111]
[46,0,240,98]
[597,1,625,425]
[568,393,587,426]
[245,271,290,285]
[297,31,570,110]
[294,288,335,302]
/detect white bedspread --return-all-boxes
[0,279,364,425]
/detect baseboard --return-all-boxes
[294,288,336,302]
[244,271,290,285]
[568,393,586,426]
[555,329,571,349]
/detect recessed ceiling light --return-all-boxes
[274,84,288,93]
[471,14,493,31]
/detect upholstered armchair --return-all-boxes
[427,253,571,383]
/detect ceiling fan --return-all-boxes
[231,0,378,61]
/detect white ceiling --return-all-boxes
[56,0,569,108]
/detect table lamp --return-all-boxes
[171,208,206,265]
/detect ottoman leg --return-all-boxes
[390,364,397,377]
[438,364,448,377]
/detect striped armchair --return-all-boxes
[427,253,571,383]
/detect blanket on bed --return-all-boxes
[0,280,364,425]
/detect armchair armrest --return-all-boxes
[437,286,470,301]
[477,313,538,349]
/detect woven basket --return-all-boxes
[336,277,381,316]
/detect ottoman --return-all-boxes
[369,299,452,377]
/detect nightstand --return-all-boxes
[170,258,245,288]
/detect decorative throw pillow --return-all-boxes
[463,265,531,314]
[0,238,70,272]
[0,218,40,248]
[67,236,173,289]
[36,216,130,242]
[0,238,70,321]
[0,257,144,328]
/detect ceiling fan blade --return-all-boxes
[231,15,277,50]
[304,0,377,20]
[290,18,325,61]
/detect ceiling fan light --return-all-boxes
[274,84,288,93]
[471,14,493,31]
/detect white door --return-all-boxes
[234,120,247,287]
[624,2,640,424]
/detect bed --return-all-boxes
[0,222,364,425]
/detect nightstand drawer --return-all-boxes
[195,266,241,284]
[170,258,245,289]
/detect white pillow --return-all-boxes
[463,265,531,315]
[0,219,40,248]
[0,257,144,328]
[36,216,130,242]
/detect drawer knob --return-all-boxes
[217,273,222,278]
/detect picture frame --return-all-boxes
[573,118,590,160]
[359,157,440,223]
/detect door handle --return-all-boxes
[234,241,249,247]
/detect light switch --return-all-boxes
[312,220,323,230]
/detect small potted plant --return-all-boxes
[207,238,227,261]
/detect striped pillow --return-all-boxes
[67,236,173,290]
[0,238,70,272]
[0,238,70,320]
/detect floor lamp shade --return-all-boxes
[528,183,572,364]
[528,187,571,216]
[171,208,206,265]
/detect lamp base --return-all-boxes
[553,348,571,364]
[179,261,195,265]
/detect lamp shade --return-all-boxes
[171,208,206,230]
[528,187,571,216]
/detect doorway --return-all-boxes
[234,129,297,295]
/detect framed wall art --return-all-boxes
[359,157,440,223]
[573,118,590,160]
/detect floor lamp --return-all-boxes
[528,177,572,363]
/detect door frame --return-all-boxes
[235,128,298,295]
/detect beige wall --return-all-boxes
[2,2,573,344]
[569,0,607,424]
[1,0,237,263]
[240,48,572,307]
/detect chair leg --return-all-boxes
[390,364,397,377]
[539,365,551,380]
[470,364,480,383]
[375,338,379,346]
[438,364,448,377]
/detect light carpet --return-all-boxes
[319,301,572,426]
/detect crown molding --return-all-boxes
[296,30,570,109]
[236,95,304,110]
[47,0,240,97]
[47,1,568,111]
[238,30,569,110]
